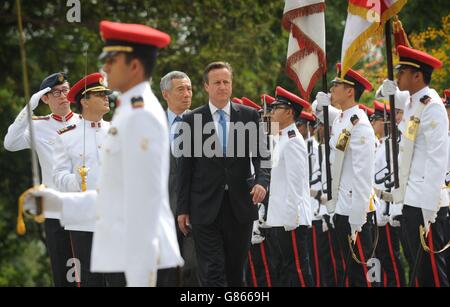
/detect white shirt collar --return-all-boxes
[341,105,360,119]
[209,101,231,117]
[167,108,188,126]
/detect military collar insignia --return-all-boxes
[32,115,50,121]
[57,124,77,135]
[288,130,296,139]
[131,96,145,109]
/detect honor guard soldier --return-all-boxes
[26,21,183,287]
[297,111,335,287]
[265,86,314,287]
[384,46,449,287]
[52,73,112,286]
[444,89,450,284]
[316,64,376,287]
[372,100,406,287]
[240,97,273,288]
[4,72,79,287]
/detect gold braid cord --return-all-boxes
[419,225,450,255]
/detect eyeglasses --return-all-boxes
[48,88,70,97]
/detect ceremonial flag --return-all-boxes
[283,0,326,100]
[341,0,408,77]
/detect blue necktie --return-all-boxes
[217,109,227,157]
[172,116,182,141]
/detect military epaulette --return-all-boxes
[57,124,77,135]
[288,130,296,139]
[420,95,431,105]
[32,115,50,121]
[131,96,145,109]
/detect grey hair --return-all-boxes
[160,71,191,92]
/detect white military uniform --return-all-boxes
[330,105,375,226]
[54,81,183,286]
[3,111,79,219]
[52,118,110,231]
[397,86,449,211]
[309,137,327,221]
[374,137,402,226]
[266,123,312,229]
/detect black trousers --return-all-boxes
[69,231,106,287]
[308,219,339,287]
[334,213,375,287]
[375,224,406,287]
[157,226,200,287]
[402,205,449,287]
[192,192,253,287]
[245,229,274,287]
[44,218,76,287]
[269,226,313,287]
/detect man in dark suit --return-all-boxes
[177,62,271,286]
[158,71,199,286]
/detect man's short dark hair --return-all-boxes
[410,67,432,85]
[203,62,233,84]
[124,46,158,80]
[343,83,364,102]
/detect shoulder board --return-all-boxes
[288,130,296,139]
[57,124,77,135]
[32,115,50,121]
[350,114,360,125]
[131,96,145,109]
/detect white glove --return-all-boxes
[375,79,397,99]
[284,225,297,232]
[15,87,52,124]
[389,215,401,227]
[315,92,331,112]
[25,187,63,215]
[350,223,362,243]
[30,87,52,110]
[422,208,437,235]
[322,219,328,232]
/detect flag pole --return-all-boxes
[384,19,400,189]
[322,74,332,200]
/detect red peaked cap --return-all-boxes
[335,63,372,91]
[261,94,276,105]
[241,97,262,110]
[373,100,390,113]
[396,45,443,74]
[274,86,311,113]
[359,104,375,117]
[232,97,243,104]
[443,90,450,108]
[443,90,450,99]
[372,100,390,119]
[67,73,111,103]
[99,20,171,60]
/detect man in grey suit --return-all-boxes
[158,71,199,286]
